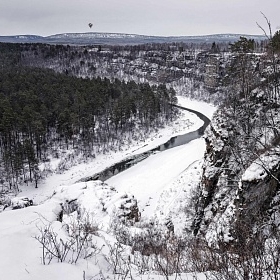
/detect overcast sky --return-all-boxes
[0,0,279,37]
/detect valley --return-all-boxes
[0,31,280,279]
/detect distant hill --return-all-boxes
[0,32,266,45]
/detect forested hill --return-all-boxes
[0,43,178,190]
[0,32,266,45]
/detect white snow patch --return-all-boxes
[242,148,280,182]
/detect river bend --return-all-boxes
[80,105,210,182]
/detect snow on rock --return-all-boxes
[10,196,33,209]
[205,201,235,245]
[53,180,140,229]
[242,148,280,182]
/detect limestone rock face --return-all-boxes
[237,148,280,226]
[193,107,280,243]
[117,195,141,225]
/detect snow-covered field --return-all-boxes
[0,97,215,280]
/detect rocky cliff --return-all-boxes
[193,100,280,244]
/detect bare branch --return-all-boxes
[256,12,273,40]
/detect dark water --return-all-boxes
[80,105,210,182]
[155,105,210,151]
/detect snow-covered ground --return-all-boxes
[0,97,216,280]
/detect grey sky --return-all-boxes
[0,0,279,37]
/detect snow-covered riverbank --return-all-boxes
[18,97,216,204]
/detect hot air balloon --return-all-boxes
[88,23,93,29]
